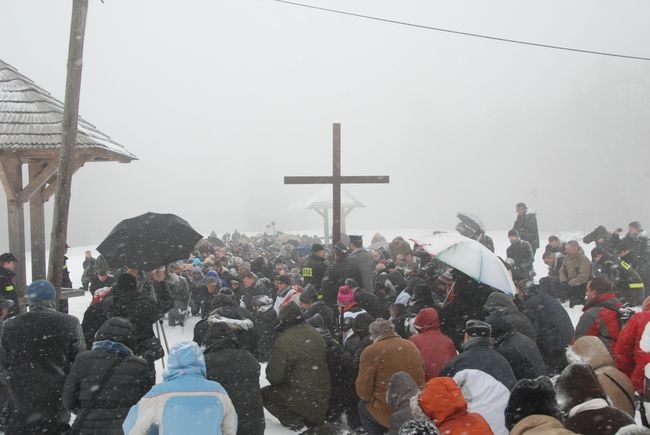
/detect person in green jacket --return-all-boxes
[262,301,331,431]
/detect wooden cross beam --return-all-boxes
[284,123,389,245]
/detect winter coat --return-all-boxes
[354,287,382,319]
[265,319,331,425]
[324,256,362,307]
[615,311,650,392]
[569,336,636,416]
[167,273,189,305]
[490,315,547,381]
[409,308,457,380]
[559,252,591,286]
[81,286,161,357]
[513,211,540,252]
[203,333,265,435]
[509,415,577,435]
[440,337,516,435]
[252,306,279,362]
[1,306,86,434]
[241,281,270,311]
[123,342,237,435]
[507,239,535,281]
[564,399,635,435]
[484,292,537,342]
[556,363,635,435]
[356,332,425,428]
[62,341,154,435]
[616,259,645,306]
[386,372,423,435]
[348,248,377,293]
[521,289,574,355]
[194,305,257,354]
[301,253,328,289]
[0,266,18,315]
[88,274,116,296]
[419,376,493,435]
[575,292,623,352]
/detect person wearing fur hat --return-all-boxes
[575,276,624,353]
[419,376,493,435]
[556,363,635,435]
[439,319,515,435]
[505,376,576,435]
[409,308,456,380]
[262,302,331,431]
[356,318,425,434]
[203,323,265,435]
[386,372,425,435]
[1,279,86,434]
[487,311,547,381]
[63,317,154,435]
[569,335,636,417]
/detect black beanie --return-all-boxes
[116,273,138,291]
[94,317,136,350]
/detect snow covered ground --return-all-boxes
[51,228,592,434]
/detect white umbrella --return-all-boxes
[413,232,515,295]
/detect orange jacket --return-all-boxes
[419,377,493,435]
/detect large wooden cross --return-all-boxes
[284,123,389,245]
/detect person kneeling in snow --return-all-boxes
[123,341,237,435]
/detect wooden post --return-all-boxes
[29,161,47,281]
[2,157,26,311]
[47,0,88,307]
[332,123,341,245]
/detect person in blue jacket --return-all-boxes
[123,341,237,435]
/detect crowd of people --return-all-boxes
[2,203,650,434]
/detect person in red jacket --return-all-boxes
[614,296,650,424]
[409,308,457,380]
[575,276,623,353]
[419,376,493,435]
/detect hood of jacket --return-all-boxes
[484,291,517,314]
[556,363,606,412]
[387,371,420,410]
[163,341,207,381]
[413,308,440,331]
[567,336,614,370]
[419,376,467,424]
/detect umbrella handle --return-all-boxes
[443,281,456,306]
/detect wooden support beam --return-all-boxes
[0,156,18,202]
[2,156,26,312]
[17,161,58,204]
[41,160,84,201]
[29,161,47,281]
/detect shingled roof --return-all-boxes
[0,59,136,162]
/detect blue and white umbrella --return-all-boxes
[413,232,515,295]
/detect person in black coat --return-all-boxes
[302,244,329,290]
[203,323,265,435]
[346,279,382,319]
[62,317,154,435]
[506,230,535,281]
[81,273,164,363]
[520,283,574,374]
[88,270,116,296]
[251,294,279,362]
[322,243,363,309]
[487,311,547,380]
[0,253,19,316]
[513,202,540,255]
[1,280,86,435]
[300,285,335,336]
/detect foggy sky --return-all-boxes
[1,0,650,250]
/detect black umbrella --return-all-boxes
[97,212,203,271]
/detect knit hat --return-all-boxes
[463,319,491,338]
[0,253,17,264]
[311,243,325,253]
[334,242,348,254]
[505,376,563,430]
[275,274,291,286]
[94,317,136,350]
[299,284,319,304]
[337,285,356,307]
[398,419,440,435]
[589,276,612,294]
[116,273,138,291]
[192,257,202,266]
[27,279,56,302]
[206,270,219,280]
[344,278,359,288]
[368,318,395,340]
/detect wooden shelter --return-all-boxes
[0,59,136,303]
[305,186,364,246]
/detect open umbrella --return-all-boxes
[413,232,515,295]
[457,212,485,232]
[97,212,203,271]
